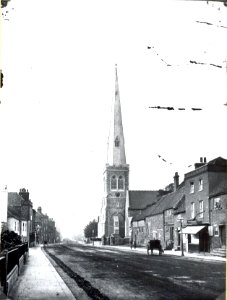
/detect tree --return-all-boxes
[1,230,22,250]
[84,220,98,239]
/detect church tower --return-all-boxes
[98,65,129,242]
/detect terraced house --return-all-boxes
[131,157,227,256]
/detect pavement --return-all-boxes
[7,246,75,300]
[91,241,226,262]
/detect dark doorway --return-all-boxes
[199,228,209,252]
[219,225,226,247]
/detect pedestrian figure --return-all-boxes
[130,239,133,249]
[134,240,137,249]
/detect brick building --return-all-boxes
[182,157,227,254]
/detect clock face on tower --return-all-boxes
[115,192,120,197]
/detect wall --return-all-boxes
[184,171,209,223]
[209,194,227,249]
[7,217,20,235]
[146,214,164,249]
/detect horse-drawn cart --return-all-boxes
[147,240,164,256]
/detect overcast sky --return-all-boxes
[1,0,227,238]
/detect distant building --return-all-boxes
[7,189,33,245]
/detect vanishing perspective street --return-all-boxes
[44,243,225,300]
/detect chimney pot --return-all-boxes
[200,157,203,163]
[204,157,207,163]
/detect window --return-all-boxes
[199,179,203,191]
[214,198,221,210]
[111,175,117,190]
[166,209,172,216]
[188,234,191,244]
[214,225,219,237]
[115,136,120,147]
[199,200,203,218]
[118,176,124,190]
[113,216,119,234]
[191,202,195,219]
[190,182,194,193]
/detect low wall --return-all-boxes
[4,252,28,296]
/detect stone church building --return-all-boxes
[98,66,159,244]
[98,65,129,244]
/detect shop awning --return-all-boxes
[182,226,205,234]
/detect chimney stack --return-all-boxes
[37,207,42,214]
[173,172,179,192]
[195,157,207,169]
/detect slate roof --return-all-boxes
[129,190,159,210]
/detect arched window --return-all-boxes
[118,176,124,190]
[111,175,117,190]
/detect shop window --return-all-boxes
[188,234,191,244]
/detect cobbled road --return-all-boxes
[44,243,225,300]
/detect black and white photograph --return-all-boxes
[0,0,226,299]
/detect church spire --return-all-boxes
[113,64,126,165]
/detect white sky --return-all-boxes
[1,0,227,238]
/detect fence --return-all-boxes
[0,243,28,295]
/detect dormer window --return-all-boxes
[115,136,120,147]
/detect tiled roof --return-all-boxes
[7,205,21,219]
[129,190,159,210]
[8,192,24,206]
[174,195,185,214]
[132,183,185,221]
[207,156,227,167]
[209,175,227,197]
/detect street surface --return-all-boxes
[45,243,225,300]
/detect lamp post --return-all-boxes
[178,217,184,256]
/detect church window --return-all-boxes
[118,176,124,190]
[115,136,120,147]
[111,175,117,190]
[113,215,119,234]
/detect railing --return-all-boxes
[0,243,28,295]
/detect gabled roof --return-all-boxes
[129,190,159,210]
[207,156,227,167]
